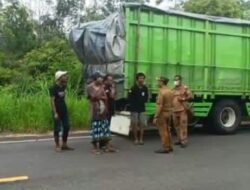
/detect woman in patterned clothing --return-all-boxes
[86,73,111,154]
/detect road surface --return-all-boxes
[1,129,250,190]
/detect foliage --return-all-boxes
[183,0,242,18]
[0,36,88,133]
[0,1,36,63]
[0,67,21,86]
[241,0,250,19]
[35,15,64,45]
[156,0,164,4]
[19,37,82,93]
[55,0,85,31]
[0,91,90,133]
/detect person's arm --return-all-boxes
[128,86,134,104]
[153,92,163,125]
[87,85,98,101]
[49,87,59,119]
[100,87,108,101]
[110,83,116,99]
[50,97,59,119]
[144,86,149,103]
[184,86,193,101]
[170,91,174,109]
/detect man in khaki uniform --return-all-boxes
[153,77,174,154]
[172,75,193,148]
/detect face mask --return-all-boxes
[174,81,180,86]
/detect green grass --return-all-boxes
[0,90,90,133]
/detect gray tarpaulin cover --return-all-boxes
[69,11,125,84]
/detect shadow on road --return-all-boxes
[121,125,250,141]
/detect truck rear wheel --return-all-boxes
[211,100,241,134]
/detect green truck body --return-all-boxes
[70,3,250,134]
[123,4,250,134]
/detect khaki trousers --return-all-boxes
[156,112,172,150]
[173,111,188,144]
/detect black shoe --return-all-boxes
[180,143,187,148]
[169,148,174,152]
[174,141,181,146]
[154,149,171,154]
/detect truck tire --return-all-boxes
[211,100,241,134]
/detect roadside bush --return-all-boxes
[0,90,90,133]
[0,37,89,133]
[22,37,82,83]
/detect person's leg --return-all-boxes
[96,120,108,152]
[53,118,61,152]
[139,113,146,145]
[173,113,181,145]
[156,113,172,152]
[105,117,118,151]
[131,113,139,144]
[92,141,101,155]
[99,140,106,150]
[101,119,118,153]
[180,111,188,147]
[61,114,74,150]
[165,115,173,151]
[91,120,101,154]
[92,140,98,150]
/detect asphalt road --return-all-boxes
[1,129,250,190]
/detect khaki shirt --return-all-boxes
[156,87,173,113]
[172,85,193,112]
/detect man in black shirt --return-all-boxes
[128,73,148,145]
[49,71,74,152]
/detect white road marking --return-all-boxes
[0,136,91,144]
[0,135,116,145]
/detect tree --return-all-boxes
[241,0,250,19]
[156,0,163,4]
[0,1,36,64]
[120,0,149,4]
[55,0,85,30]
[21,37,82,93]
[34,13,64,46]
[183,0,242,18]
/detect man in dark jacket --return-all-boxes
[128,73,148,145]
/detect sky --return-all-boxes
[85,0,177,9]
[2,0,179,19]
[17,0,178,17]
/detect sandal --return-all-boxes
[61,146,74,151]
[139,141,144,145]
[103,147,118,153]
[55,147,61,153]
[92,149,101,155]
[134,140,139,145]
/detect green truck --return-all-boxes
[70,3,250,134]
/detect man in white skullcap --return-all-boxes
[49,71,74,152]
